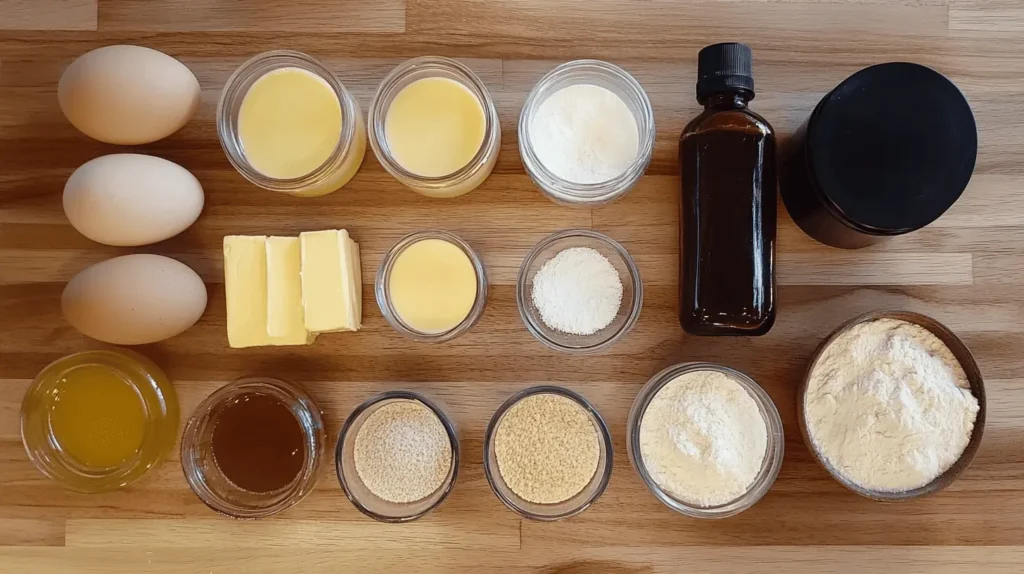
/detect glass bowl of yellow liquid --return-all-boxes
[20,349,179,492]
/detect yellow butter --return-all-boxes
[300,230,361,333]
[223,235,311,348]
[266,236,315,342]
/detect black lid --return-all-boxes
[696,43,755,102]
[808,62,977,234]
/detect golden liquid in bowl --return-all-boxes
[22,350,179,492]
[49,364,147,469]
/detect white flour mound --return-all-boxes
[639,370,768,507]
[804,318,979,492]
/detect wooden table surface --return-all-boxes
[2,0,1024,572]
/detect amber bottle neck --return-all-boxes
[700,91,752,110]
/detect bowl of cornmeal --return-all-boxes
[798,310,987,501]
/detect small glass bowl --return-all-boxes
[376,230,488,343]
[519,59,655,206]
[20,349,179,493]
[368,56,501,198]
[798,310,987,501]
[517,229,643,353]
[336,391,460,522]
[483,386,613,521]
[181,377,325,519]
[217,50,367,197]
[627,363,785,519]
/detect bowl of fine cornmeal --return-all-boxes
[517,229,642,353]
[798,310,987,501]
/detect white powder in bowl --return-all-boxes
[529,84,639,184]
[804,318,979,493]
[639,370,768,507]
[531,246,622,336]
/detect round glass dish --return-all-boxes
[21,349,179,493]
[217,50,367,197]
[368,56,501,198]
[627,363,784,519]
[517,229,642,353]
[376,230,488,343]
[519,59,655,206]
[798,310,986,501]
[336,391,460,522]
[483,386,613,521]
[181,377,325,519]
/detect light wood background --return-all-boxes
[1,0,1023,572]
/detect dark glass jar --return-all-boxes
[779,63,977,249]
[679,43,777,336]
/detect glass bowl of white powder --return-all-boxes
[335,391,460,522]
[799,311,986,501]
[517,229,643,353]
[627,363,785,519]
[519,59,655,206]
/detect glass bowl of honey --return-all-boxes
[20,349,179,493]
[181,377,326,519]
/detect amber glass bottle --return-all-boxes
[679,43,777,336]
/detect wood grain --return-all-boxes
[0,0,97,31]
[1,0,1023,572]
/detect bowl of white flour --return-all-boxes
[799,311,986,501]
[627,363,784,518]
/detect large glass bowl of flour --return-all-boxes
[627,363,785,519]
[799,310,986,501]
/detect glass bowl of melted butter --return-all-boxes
[20,349,179,493]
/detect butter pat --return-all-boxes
[266,236,316,343]
[223,235,311,348]
[300,230,362,333]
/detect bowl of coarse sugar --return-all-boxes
[336,390,459,522]
[798,310,987,501]
[483,385,613,520]
[517,229,642,354]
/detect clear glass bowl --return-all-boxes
[376,230,488,343]
[483,386,613,521]
[627,363,784,519]
[517,229,642,353]
[335,391,460,522]
[21,349,179,493]
[368,56,501,198]
[798,310,987,501]
[217,50,367,197]
[519,59,655,206]
[181,377,325,519]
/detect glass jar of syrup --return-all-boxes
[679,43,777,336]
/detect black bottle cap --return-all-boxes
[696,42,755,102]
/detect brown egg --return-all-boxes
[62,254,207,345]
[58,45,200,145]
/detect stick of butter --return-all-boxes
[266,236,316,342]
[224,235,314,348]
[300,230,362,333]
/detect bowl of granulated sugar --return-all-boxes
[799,310,987,501]
[336,391,459,522]
[517,229,642,354]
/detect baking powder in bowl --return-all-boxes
[639,370,768,507]
[804,318,979,492]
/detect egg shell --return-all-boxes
[64,154,205,247]
[58,45,200,145]
[62,254,208,345]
